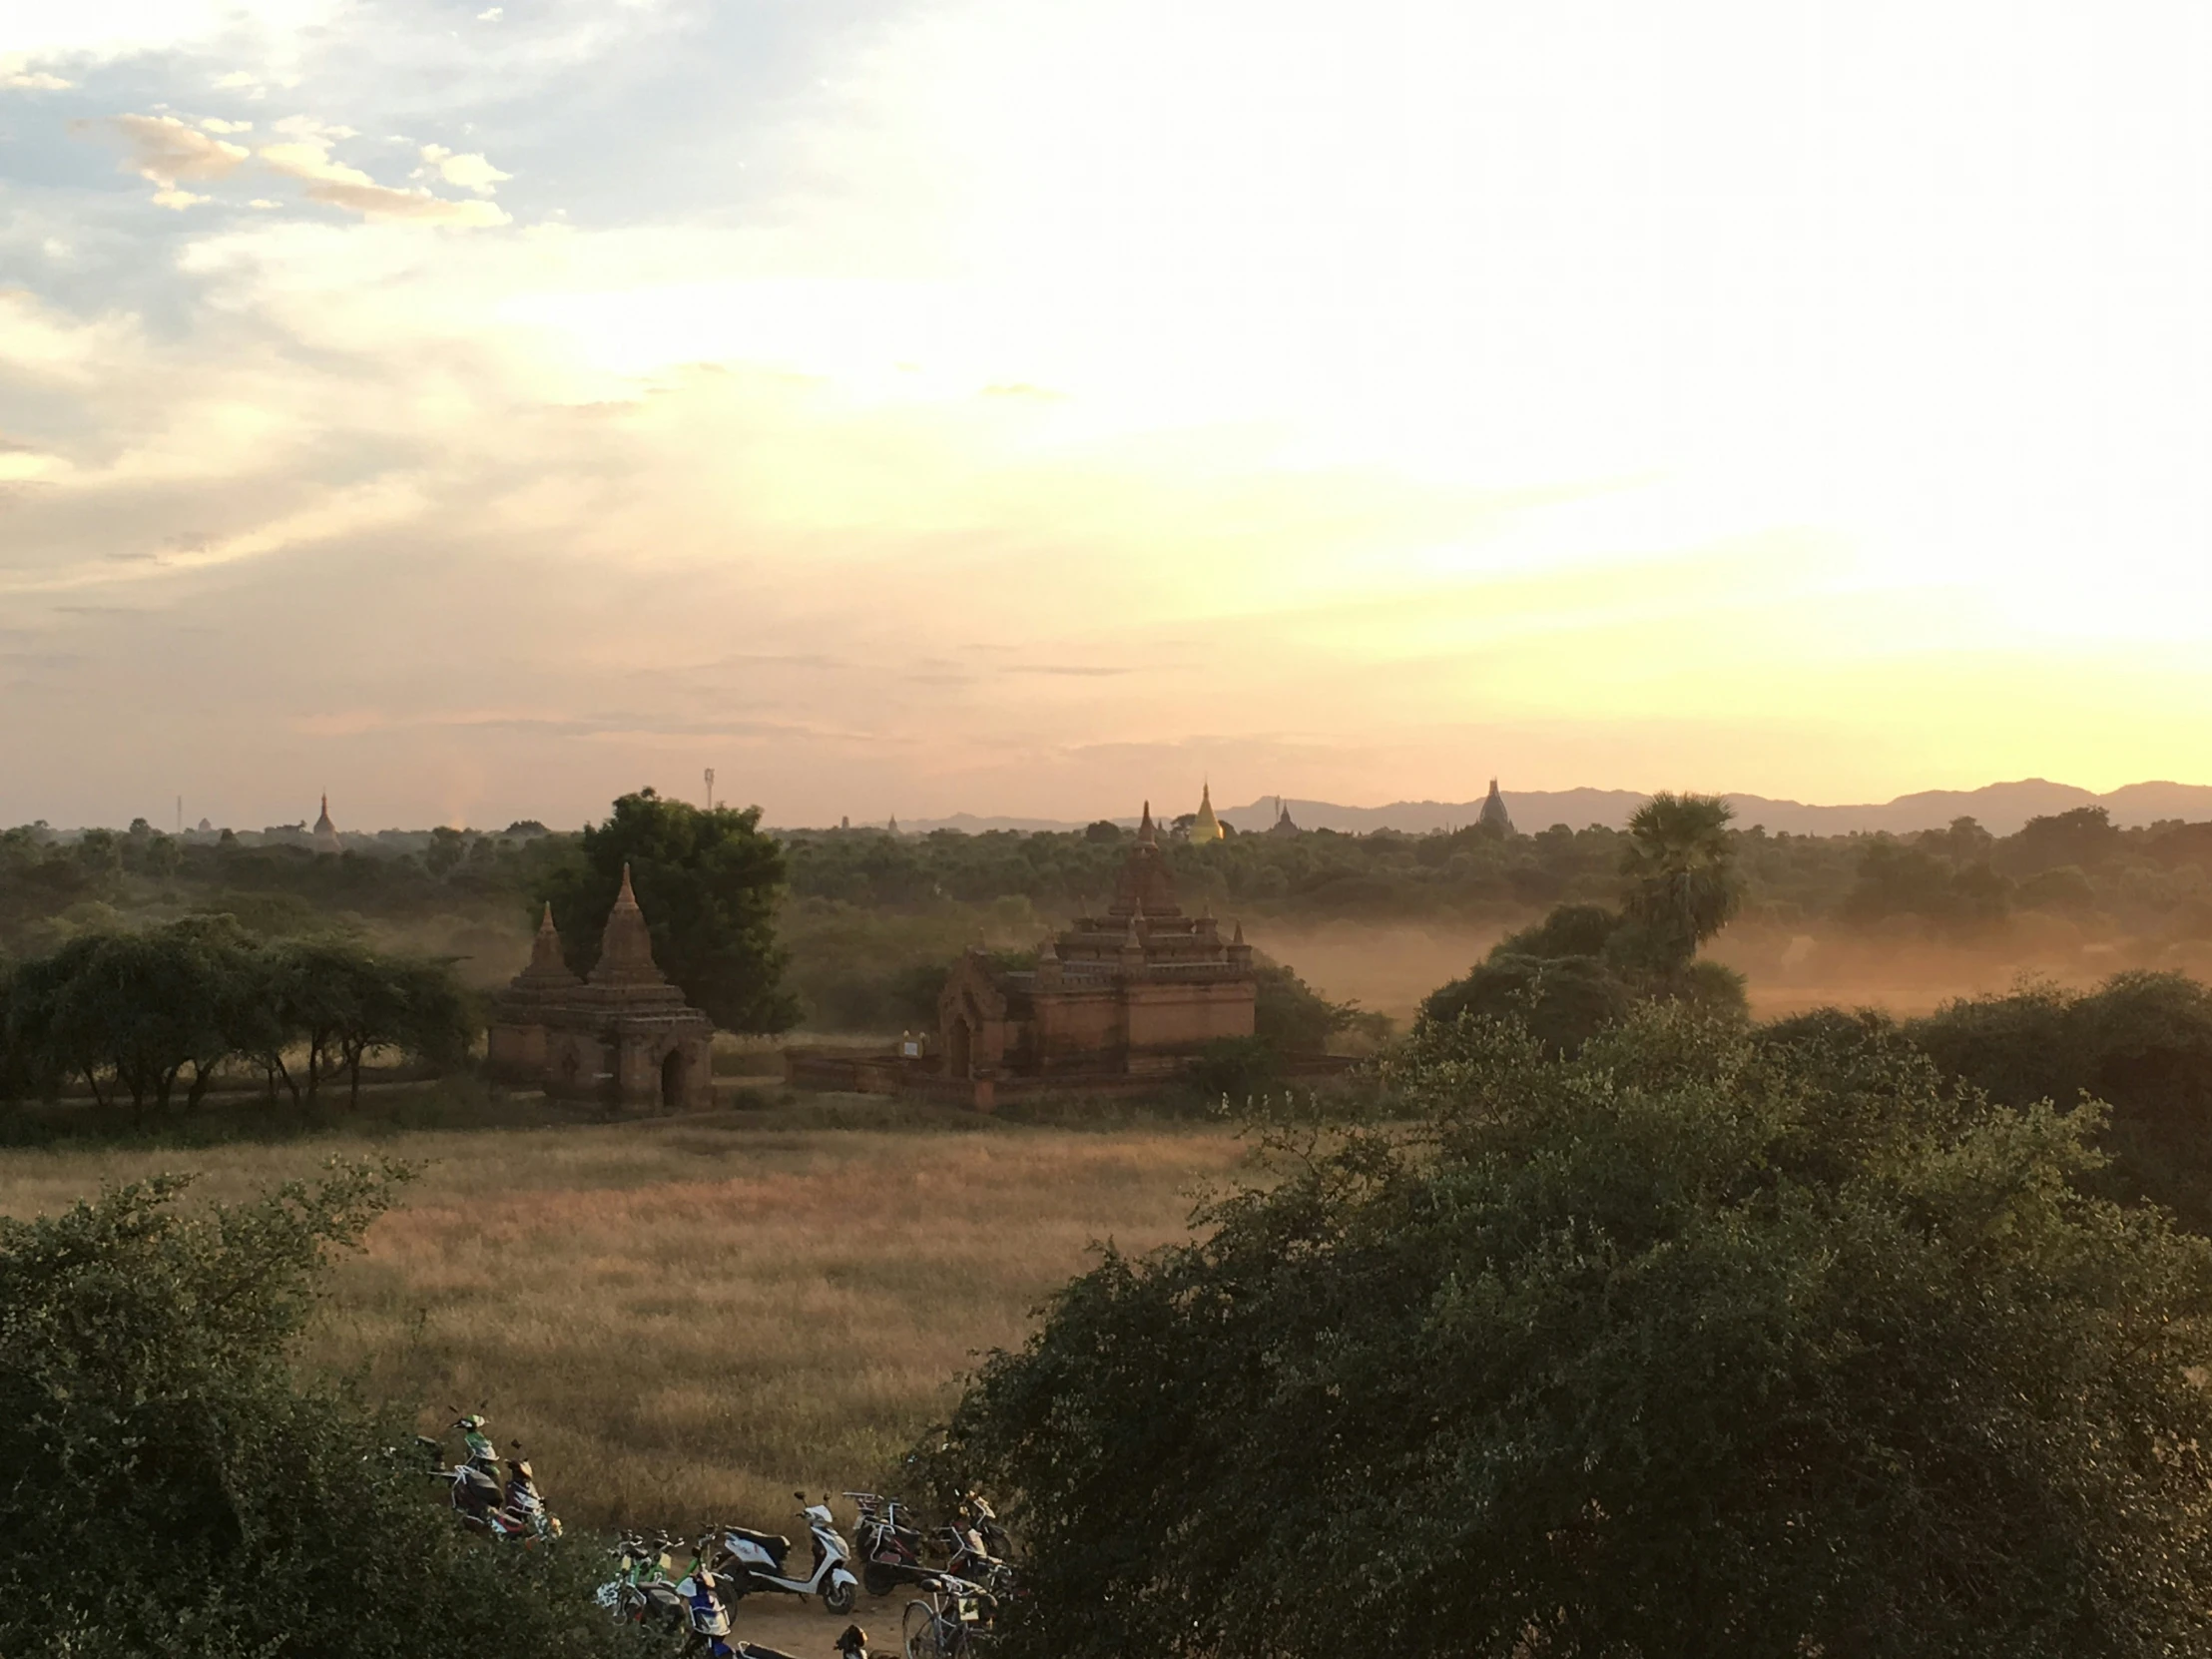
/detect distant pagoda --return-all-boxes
[310,794,341,854]
[1190,782,1225,842]
[1477,779,1515,835]
[1266,797,1301,837]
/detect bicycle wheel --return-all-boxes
[901,1600,949,1659]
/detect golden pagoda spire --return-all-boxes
[1192,780,1224,841]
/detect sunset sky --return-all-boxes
[5,1,2211,830]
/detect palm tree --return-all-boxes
[1618,792,1739,969]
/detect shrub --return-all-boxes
[1910,972,2212,1230]
[940,1006,2212,1658]
[0,1164,634,1658]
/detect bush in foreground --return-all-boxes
[942,1005,2212,1658]
[0,1162,634,1659]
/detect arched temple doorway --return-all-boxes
[946,1017,973,1079]
[661,1047,687,1108]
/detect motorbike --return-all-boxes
[956,1493,1013,1565]
[847,1491,932,1598]
[596,1533,689,1630]
[713,1492,861,1615]
[673,1540,745,1657]
[417,1413,561,1543]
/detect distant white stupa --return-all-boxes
[310,794,342,854]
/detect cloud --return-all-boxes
[258,133,510,225]
[416,144,511,197]
[92,113,251,209]
[3,59,74,90]
[476,7,503,19]
[201,117,254,134]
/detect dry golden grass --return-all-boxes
[0,1104,1244,1541]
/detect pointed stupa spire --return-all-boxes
[1137,801,1156,844]
[531,901,560,962]
[310,792,340,852]
[1232,918,1245,944]
[516,900,580,987]
[591,861,667,986]
[1477,778,1515,835]
[1192,780,1224,841]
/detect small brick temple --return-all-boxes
[486,864,715,1111]
[788,803,1260,1108]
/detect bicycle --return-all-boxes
[899,1573,993,1659]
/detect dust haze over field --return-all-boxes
[1196,914,2212,1029]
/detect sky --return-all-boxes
[4,0,2211,831]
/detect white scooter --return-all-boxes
[715,1492,860,1615]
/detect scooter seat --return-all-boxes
[726,1526,791,1564]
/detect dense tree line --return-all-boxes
[0,920,470,1111]
[14,802,2207,957]
[8,800,2212,1033]
[781,804,2212,936]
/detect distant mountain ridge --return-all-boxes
[895,781,2212,839]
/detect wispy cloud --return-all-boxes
[91,114,251,209]
[259,124,510,224]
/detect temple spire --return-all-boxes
[517,899,579,986]
[1137,801,1156,844]
[591,861,667,986]
[1192,780,1224,841]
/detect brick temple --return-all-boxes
[789,803,1261,1108]
[486,865,715,1111]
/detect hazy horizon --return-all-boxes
[25,772,2212,839]
[8,2,2212,828]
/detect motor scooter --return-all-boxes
[673,1548,822,1659]
[418,1414,561,1543]
[596,1533,689,1630]
[715,1492,860,1614]
[958,1492,1014,1562]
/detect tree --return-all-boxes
[0,1164,634,1658]
[1416,951,1631,1055]
[251,940,471,1106]
[546,790,800,1033]
[1616,790,1739,969]
[1,930,473,1111]
[1910,971,2212,1231]
[938,1006,2212,1658]
[2,921,254,1112]
[1252,958,1385,1054]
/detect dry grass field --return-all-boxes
[0,1100,1245,1543]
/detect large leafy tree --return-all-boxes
[939,1007,2212,1659]
[3,920,256,1111]
[546,790,800,1033]
[0,1165,634,1658]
